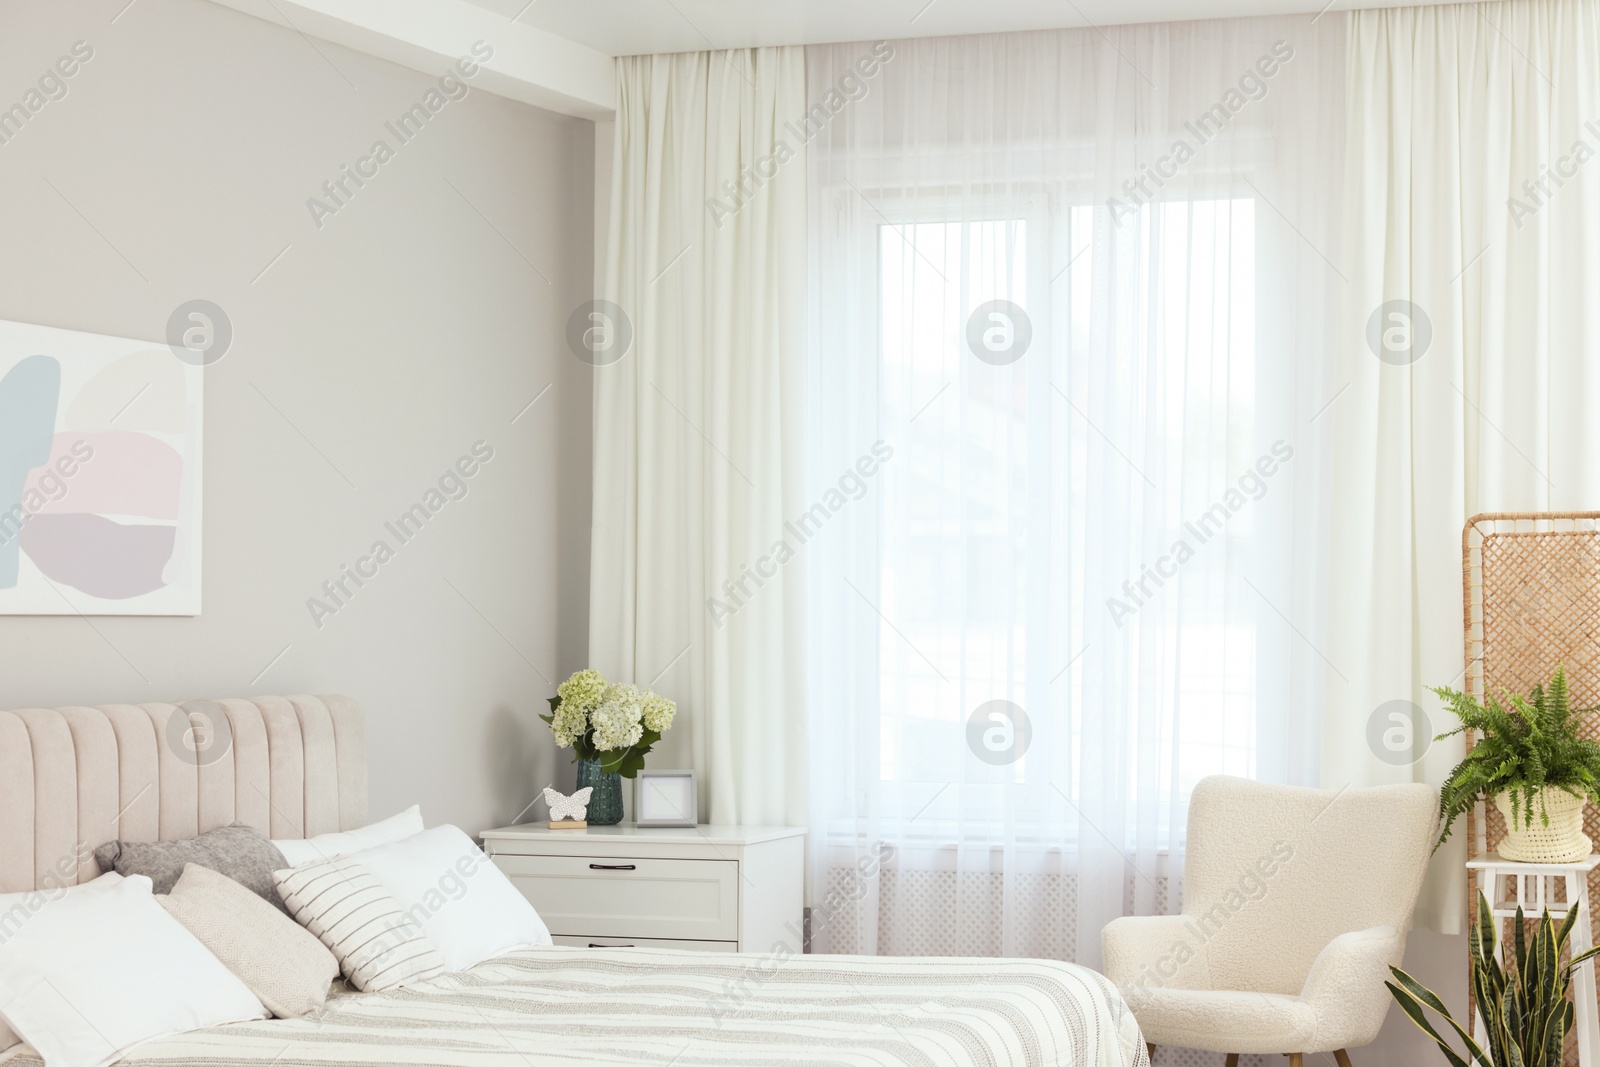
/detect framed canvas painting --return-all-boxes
[0,319,202,615]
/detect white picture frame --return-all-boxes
[0,318,203,615]
[635,770,697,827]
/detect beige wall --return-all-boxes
[0,0,593,835]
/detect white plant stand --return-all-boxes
[1466,853,1600,1066]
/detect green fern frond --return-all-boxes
[1432,666,1600,850]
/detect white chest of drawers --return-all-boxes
[480,823,806,954]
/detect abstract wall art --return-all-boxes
[0,319,202,615]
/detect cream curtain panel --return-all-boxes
[590,48,809,826]
[1330,0,1600,934]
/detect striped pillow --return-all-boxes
[273,858,444,992]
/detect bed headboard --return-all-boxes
[0,695,367,893]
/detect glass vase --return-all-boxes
[576,758,624,825]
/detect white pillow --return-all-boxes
[347,825,551,971]
[273,805,423,868]
[0,873,127,1055]
[0,874,265,1067]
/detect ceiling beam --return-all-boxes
[205,0,616,119]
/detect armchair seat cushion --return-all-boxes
[1128,988,1318,1054]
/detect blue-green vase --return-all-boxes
[576,758,624,825]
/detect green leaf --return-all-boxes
[1480,894,1500,960]
[1568,902,1593,959]
[1385,979,1482,1067]
[1501,1017,1525,1067]
[1393,966,1466,1022]
[1568,944,1600,969]
[1516,905,1529,976]
[596,729,663,778]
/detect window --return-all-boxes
[870,199,1260,846]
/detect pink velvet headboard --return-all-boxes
[0,695,367,893]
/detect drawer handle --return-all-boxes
[590,943,633,948]
[588,863,637,871]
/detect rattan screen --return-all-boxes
[1464,512,1600,1063]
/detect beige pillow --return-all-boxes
[158,863,338,1018]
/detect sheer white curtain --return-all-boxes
[1329,0,1600,934]
[804,20,1344,966]
[591,48,809,826]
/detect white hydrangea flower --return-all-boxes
[603,682,643,705]
[590,696,644,751]
[641,693,676,733]
[557,669,608,712]
[550,702,588,748]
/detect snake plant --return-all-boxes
[1387,891,1600,1067]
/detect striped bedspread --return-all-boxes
[7,947,1149,1067]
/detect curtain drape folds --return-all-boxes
[1330,0,1600,934]
[591,48,810,828]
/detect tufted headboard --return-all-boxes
[0,695,367,893]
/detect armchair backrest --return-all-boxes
[1181,775,1437,995]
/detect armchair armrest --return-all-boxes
[1298,926,1405,1051]
[1102,914,1213,993]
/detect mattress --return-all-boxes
[5,946,1149,1067]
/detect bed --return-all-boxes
[0,696,1149,1067]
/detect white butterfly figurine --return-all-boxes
[544,786,593,823]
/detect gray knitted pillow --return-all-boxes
[95,823,290,913]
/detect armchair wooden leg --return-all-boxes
[1225,1057,1239,1067]
[1146,1044,1155,1063]
[1287,1056,1303,1067]
[1333,1053,1353,1067]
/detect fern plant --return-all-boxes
[1432,666,1600,851]
[1388,891,1600,1067]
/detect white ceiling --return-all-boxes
[468,0,1454,57]
[209,0,1482,120]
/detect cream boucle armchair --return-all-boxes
[1102,776,1438,1067]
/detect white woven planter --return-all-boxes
[1494,787,1593,863]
